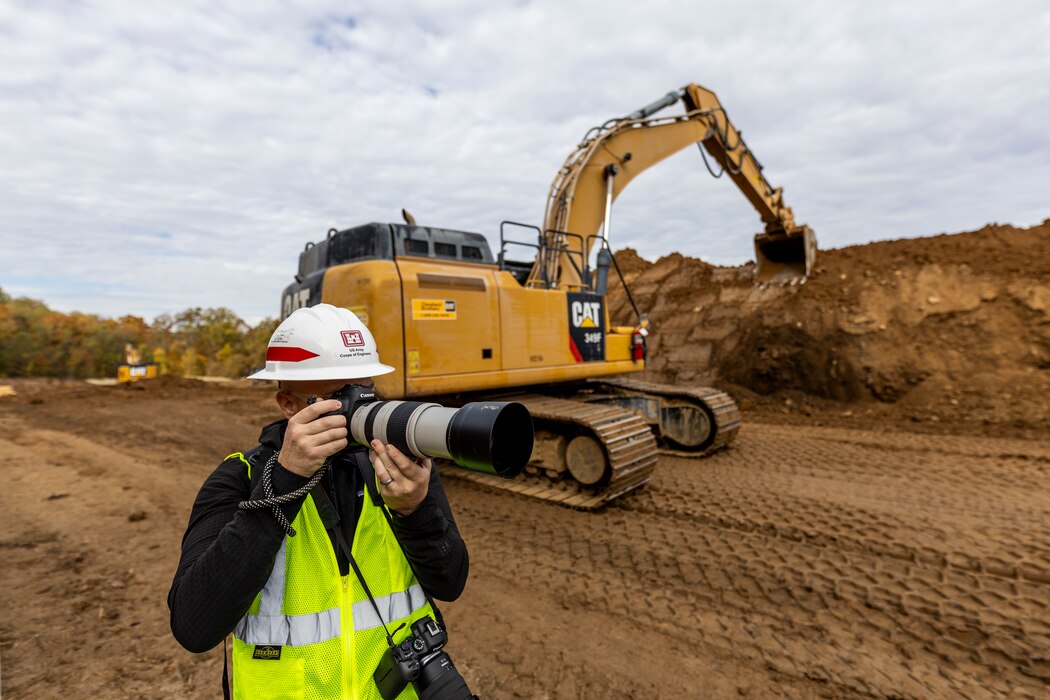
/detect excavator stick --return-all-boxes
[753,225,817,285]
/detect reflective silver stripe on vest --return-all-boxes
[233,538,341,646]
[352,584,427,632]
[260,539,287,617]
[234,607,341,646]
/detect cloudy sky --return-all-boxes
[2,1,1048,323]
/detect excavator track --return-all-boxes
[444,393,659,509]
[586,377,742,457]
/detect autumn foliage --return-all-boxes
[0,288,279,379]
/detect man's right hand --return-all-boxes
[278,399,348,477]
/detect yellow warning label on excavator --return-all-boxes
[412,299,457,320]
[347,305,369,326]
[407,349,420,375]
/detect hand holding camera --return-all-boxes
[369,439,432,516]
[278,399,349,477]
[277,383,532,517]
[323,384,533,478]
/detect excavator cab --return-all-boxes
[753,225,817,285]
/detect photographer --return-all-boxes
[168,304,469,699]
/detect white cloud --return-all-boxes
[0,0,1047,323]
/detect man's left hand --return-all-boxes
[369,439,431,516]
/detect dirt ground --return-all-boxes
[1,220,1049,698]
[0,376,1047,699]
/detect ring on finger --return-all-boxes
[380,477,395,486]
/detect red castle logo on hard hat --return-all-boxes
[341,330,365,348]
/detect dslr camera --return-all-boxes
[322,384,532,478]
[374,616,477,700]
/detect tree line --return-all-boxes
[0,288,279,379]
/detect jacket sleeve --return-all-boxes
[167,453,310,653]
[388,464,469,602]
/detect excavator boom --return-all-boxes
[532,83,816,289]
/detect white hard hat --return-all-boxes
[247,304,394,381]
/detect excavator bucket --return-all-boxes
[753,225,817,285]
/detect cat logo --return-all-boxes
[571,301,601,328]
[567,292,605,362]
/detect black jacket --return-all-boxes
[168,419,469,653]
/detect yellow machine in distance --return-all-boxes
[280,83,817,507]
[117,343,158,383]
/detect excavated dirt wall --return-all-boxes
[608,220,1050,431]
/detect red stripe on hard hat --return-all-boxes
[266,346,320,362]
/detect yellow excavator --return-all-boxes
[117,343,158,383]
[279,83,816,507]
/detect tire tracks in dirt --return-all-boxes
[0,415,224,698]
[448,423,1050,698]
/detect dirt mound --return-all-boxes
[608,218,1050,435]
[136,374,212,390]
[611,246,658,276]
[114,375,219,393]
[2,376,242,402]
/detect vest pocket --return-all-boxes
[234,653,305,700]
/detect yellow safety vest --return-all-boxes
[229,453,435,700]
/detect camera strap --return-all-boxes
[355,450,385,507]
[351,453,447,630]
[311,482,401,647]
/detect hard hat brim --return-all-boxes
[246,361,396,382]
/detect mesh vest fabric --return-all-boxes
[229,453,435,700]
